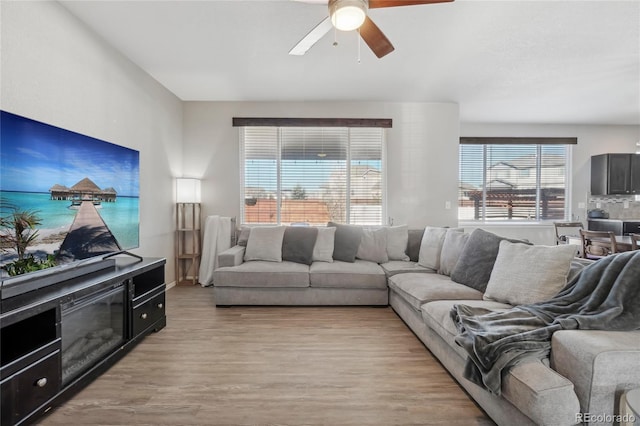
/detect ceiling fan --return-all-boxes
[289,0,454,59]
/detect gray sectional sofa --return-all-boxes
[211,224,640,426]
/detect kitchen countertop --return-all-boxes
[588,218,640,222]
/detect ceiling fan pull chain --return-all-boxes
[357,29,361,63]
[333,26,338,47]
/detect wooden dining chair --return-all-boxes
[630,233,640,250]
[553,221,583,245]
[579,229,618,260]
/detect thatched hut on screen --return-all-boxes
[49,177,117,205]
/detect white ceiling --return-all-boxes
[59,0,640,125]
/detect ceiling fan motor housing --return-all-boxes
[329,0,369,31]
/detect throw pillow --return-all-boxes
[282,226,318,265]
[438,230,470,276]
[386,225,410,261]
[406,228,425,262]
[312,227,336,263]
[450,228,530,292]
[328,222,363,263]
[244,226,286,262]
[484,240,577,305]
[418,227,449,270]
[237,227,251,247]
[356,227,389,264]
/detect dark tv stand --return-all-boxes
[0,257,166,426]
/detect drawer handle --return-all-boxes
[157,303,163,309]
[141,313,148,320]
[36,378,48,388]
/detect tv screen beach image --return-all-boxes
[1,111,140,266]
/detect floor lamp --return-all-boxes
[175,178,201,285]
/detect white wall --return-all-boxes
[461,122,640,244]
[183,101,460,228]
[4,0,636,268]
[1,1,183,282]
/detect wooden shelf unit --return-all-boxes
[175,202,201,285]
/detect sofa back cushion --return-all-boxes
[328,222,363,263]
[356,227,389,264]
[313,226,336,263]
[418,227,449,270]
[406,228,425,262]
[450,228,529,292]
[282,226,318,265]
[244,226,286,262]
[483,240,577,305]
[386,225,410,261]
[438,230,470,276]
[237,226,251,246]
[418,227,463,271]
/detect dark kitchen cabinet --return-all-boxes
[631,153,640,194]
[590,153,640,195]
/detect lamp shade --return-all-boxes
[176,178,201,203]
[330,0,367,31]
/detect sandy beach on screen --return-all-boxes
[1,226,69,264]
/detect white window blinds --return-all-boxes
[350,128,384,225]
[281,128,348,224]
[241,127,385,225]
[459,142,570,221]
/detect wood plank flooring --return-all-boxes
[38,285,495,425]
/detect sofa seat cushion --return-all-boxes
[388,273,483,311]
[422,300,581,425]
[309,260,387,289]
[213,261,309,288]
[421,299,512,359]
[380,261,433,277]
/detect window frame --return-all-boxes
[458,137,576,224]
[238,121,388,226]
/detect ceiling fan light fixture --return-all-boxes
[330,0,367,31]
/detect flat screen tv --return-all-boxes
[0,111,140,281]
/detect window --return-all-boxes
[459,137,575,222]
[240,126,386,225]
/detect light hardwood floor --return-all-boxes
[39,285,495,425]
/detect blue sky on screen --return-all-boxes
[1,111,139,197]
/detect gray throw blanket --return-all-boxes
[451,250,640,395]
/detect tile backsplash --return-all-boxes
[587,195,640,219]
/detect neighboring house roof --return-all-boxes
[487,179,517,189]
[459,182,480,191]
[488,154,565,170]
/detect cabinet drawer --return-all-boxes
[1,350,61,425]
[132,291,165,337]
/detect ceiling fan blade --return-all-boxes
[369,0,453,8]
[359,16,394,58]
[289,17,333,56]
